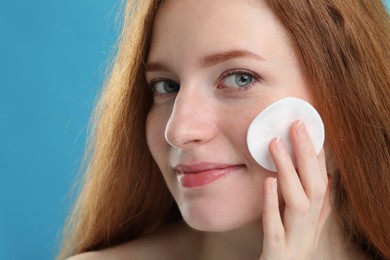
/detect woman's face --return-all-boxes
[146,0,313,231]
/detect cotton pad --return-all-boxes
[246,97,325,172]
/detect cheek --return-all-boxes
[146,109,168,164]
[219,102,267,157]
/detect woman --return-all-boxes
[58,0,390,259]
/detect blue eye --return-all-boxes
[222,73,255,88]
[151,80,180,94]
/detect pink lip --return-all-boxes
[175,163,245,188]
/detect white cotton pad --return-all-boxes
[246,97,325,172]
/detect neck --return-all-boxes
[314,213,367,260]
[198,221,263,260]
[194,213,365,260]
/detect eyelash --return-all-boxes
[147,68,261,95]
[147,78,179,97]
[216,69,260,92]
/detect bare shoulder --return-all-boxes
[66,251,107,260]
[116,221,201,259]
[67,221,201,260]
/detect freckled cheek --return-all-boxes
[220,108,259,158]
[146,110,169,163]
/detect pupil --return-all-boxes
[164,81,179,92]
[236,74,251,86]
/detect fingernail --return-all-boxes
[275,137,285,152]
[297,120,307,137]
[272,178,277,194]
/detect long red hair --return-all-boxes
[58,0,390,259]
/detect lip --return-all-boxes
[175,163,245,188]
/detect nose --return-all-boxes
[164,86,218,149]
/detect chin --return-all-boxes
[183,216,240,232]
[180,204,259,232]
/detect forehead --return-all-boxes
[147,0,291,66]
[157,0,267,19]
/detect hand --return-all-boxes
[259,120,331,260]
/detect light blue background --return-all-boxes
[0,1,389,260]
[0,0,119,259]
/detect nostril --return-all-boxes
[164,115,217,149]
[164,123,197,148]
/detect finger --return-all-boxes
[290,120,328,202]
[268,137,309,213]
[316,176,332,232]
[261,177,284,259]
[269,135,312,246]
[313,177,332,249]
[318,149,328,184]
[284,121,328,248]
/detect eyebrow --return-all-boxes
[145,49,263,72]
[144,61,168,73]
[201,49,263,67]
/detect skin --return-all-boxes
[69,0,368,259]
